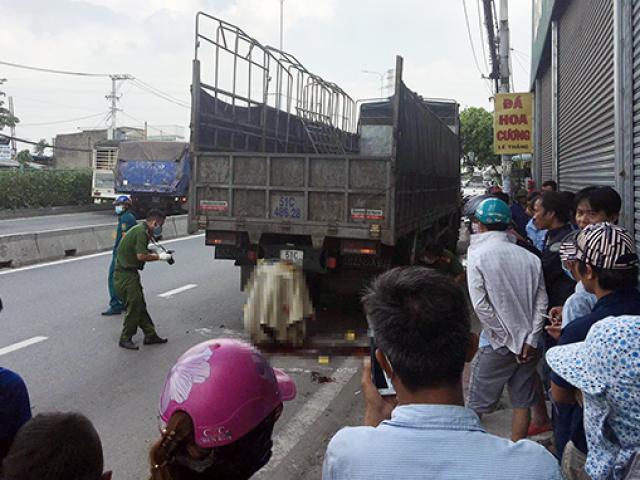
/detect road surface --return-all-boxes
[0,234,364,479]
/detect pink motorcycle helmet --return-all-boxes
[159,338,296,448]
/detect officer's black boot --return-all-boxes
[144,334,168,345]
[119,338,139,350]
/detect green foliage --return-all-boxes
[0,170,92,209]
[0,79,19,130]
[33,139,48,156]
[459,106,499,167]
[15,149,32,165]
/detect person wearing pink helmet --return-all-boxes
[149,338,296,479]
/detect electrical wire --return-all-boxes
[17,111,110,127]
[0,133,94,152]
[132,79,189,107]
[462,0,494,97]
[462,0,484,76]
[0,59,110,77]
[476,0,489,71]
[129,80,190,109]
[120,111,174,135]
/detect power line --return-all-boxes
[0,59,110,78]
[129,80,190,109]
[462,0,494,97]
[17,111,110,127]
[462,0,484,76]
[510,47,530,58]
[132,79,189,107]
[0,133,94,153]
[120,111,174,135]
[476,0,489,71]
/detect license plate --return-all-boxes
[280,249,304,265]
[272,194,304,220]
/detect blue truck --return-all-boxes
[115,141,191,217]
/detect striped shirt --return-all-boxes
[322,404,561,479]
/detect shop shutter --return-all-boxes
[539,67,553,183]
[632,0,640,246]
[557,0,615,191]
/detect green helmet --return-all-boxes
[475,198,512,225]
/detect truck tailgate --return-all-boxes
[190,153,394,245]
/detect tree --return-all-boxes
[16,149,32,165]
[459,106,499,168]
[0,79,19,131]
[33,139,48,156]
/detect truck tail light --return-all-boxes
[248,250,257,261]
[206,231,238,246]
[327,257,337,269]
[180,196,188,204]
[340,240,378,255]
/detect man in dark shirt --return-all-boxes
[548,223,640,477]
[533,192,576,310]
[511,190,530,237]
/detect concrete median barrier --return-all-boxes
[0,233,40,268]
[0,215,190,268]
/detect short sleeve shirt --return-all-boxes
[116,222,150,270]
[114,210,137,250]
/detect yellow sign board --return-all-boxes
[494,92,533,154]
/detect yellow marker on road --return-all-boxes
[318,355,330,365]
[345,331,356,342]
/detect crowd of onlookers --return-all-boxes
[1,180,639,479]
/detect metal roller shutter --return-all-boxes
[633,0,640,246]
[557,0,615,191]
[539,67,553,183]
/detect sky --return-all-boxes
[0,0,532,149]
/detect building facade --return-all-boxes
[531,0,639,234]
[54,127,144,170]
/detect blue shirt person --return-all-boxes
[322,267,560,480]
[102,195,137,316]
[526,217,547,252]
[0,368,32,463]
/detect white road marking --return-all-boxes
[158,284,198,298]
[261,357,360,473]
[0,234,205,276]
[0,336,48,357]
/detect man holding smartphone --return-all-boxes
[322,267,559,480]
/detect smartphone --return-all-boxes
[369,334,396,396]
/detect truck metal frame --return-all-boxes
[188,13,461,345]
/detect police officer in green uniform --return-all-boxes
[102,195,138,316]
[114,209,172,350]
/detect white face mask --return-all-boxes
[115,206,124,215]
[471,222,481,234]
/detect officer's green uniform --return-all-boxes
[107,210,137,313]
[114,223,158,341]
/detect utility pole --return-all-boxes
[498,0,512,194]
[280,0,284,50]
[106,74,134,140]
[8,96,16,160]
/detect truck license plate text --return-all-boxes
[272,195,302,219]
[280,249,304,265]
